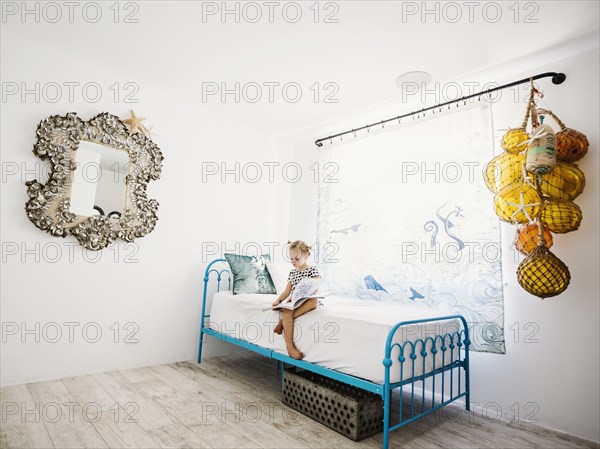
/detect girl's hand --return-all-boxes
[272,296,291,308]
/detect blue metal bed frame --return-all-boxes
[198,259,471,449]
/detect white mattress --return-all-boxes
[208,291,462,384]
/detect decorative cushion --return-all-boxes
[265,260,291,294]
[224,253,276,295]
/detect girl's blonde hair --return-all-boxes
[288,240,312,256]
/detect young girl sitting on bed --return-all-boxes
[272,240,320,360]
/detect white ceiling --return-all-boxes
[3,1,599,136]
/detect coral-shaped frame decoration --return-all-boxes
[25,112,164,251]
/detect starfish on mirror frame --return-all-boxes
[122,110,149,136]
[144,124,158,138]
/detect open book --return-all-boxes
[269,277,325,311]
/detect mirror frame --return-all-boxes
[25,112,164,251]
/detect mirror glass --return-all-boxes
[69,141,129,218]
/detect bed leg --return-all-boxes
[197,328,204,364]
[383,384,390,449]
[464,326,471,411]
[382,356,393,449]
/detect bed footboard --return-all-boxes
[382,316,470,449]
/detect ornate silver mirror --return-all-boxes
[25,112,164,250]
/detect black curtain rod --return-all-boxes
[314,72,566,147]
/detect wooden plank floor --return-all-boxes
[1,352,598,449]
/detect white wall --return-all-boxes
[284,42,600,442]
[0,31,291,386]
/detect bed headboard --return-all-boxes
[203,258,231,293]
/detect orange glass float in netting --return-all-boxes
[537,108,589,162]
[556,128,589,162]
[517,245,570,299]
[501,128,530,154]
[484,152,524,193]
[537,162,585,201]
[540,200,582,234]
[515,223,553,255]
[494,183,541,223]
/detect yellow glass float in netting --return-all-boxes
[515,223,553,255]
[501,128,530,154]
[540,200,582,234]
[517,245,570,298]
[484,152,524,193]
[494,183,541,223]
[538,162,585,201]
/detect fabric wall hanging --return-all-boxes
[317,104,505,354]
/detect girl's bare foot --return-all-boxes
[274,320,283,335]
[286,345,304,360]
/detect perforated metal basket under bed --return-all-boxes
[282,368,384,441]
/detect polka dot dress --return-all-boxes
[288,266,320,290]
